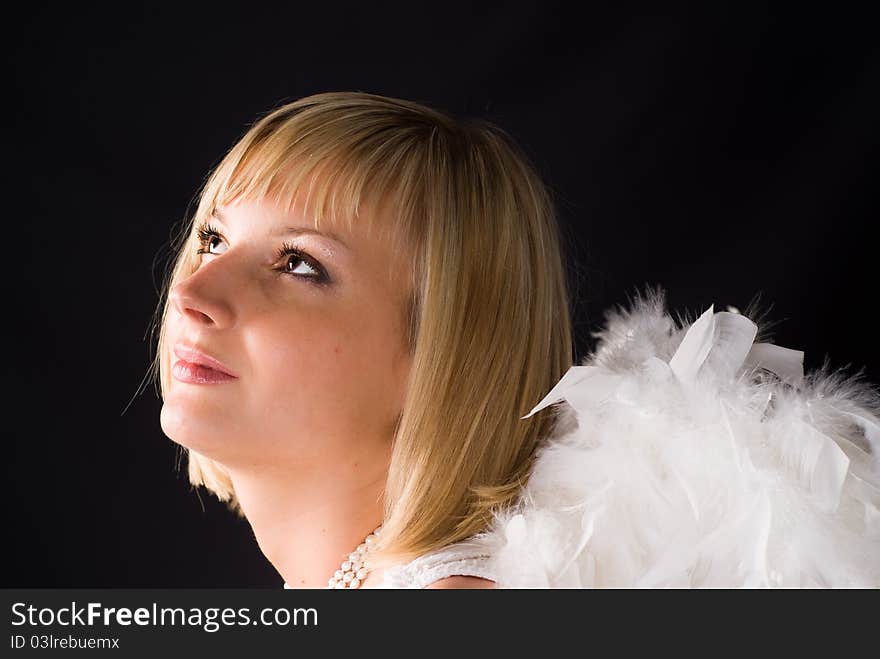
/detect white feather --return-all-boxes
[479,288,880,587]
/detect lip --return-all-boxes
[172,359,238,384]
[173,343,239,378]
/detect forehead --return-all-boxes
[215,178,395,242]
[212,200,351,257]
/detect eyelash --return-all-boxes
[194,222,329,285]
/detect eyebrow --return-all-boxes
[211,208,350,251]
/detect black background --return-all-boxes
[6,3,877,587]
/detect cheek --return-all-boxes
[246,305,403,433]
[245,313,363,425]
[252,313,347,382]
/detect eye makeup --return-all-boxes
[194,221,331,286]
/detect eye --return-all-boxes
[193,221,329,286]
[195,223,228,256]
[274,243,329,285]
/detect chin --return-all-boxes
[159,400,239,462]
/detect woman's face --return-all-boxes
[160,196,413,473]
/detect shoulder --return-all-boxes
[424,575,496,589]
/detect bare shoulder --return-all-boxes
[424,576,497,589]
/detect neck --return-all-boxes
[226,452,389,589]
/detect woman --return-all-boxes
[154,92,880,588]
[154,91,571,588]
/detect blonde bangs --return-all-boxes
[204,104,429,268]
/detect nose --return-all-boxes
[169,260,236,329]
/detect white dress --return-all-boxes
[377,537,497,588]
[281,537,497,589]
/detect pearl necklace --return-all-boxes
[327,524,383,589]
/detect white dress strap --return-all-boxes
[380,537,497,588]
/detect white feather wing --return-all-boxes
[479,291,880,587]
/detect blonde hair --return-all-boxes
[152,91,573,567]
